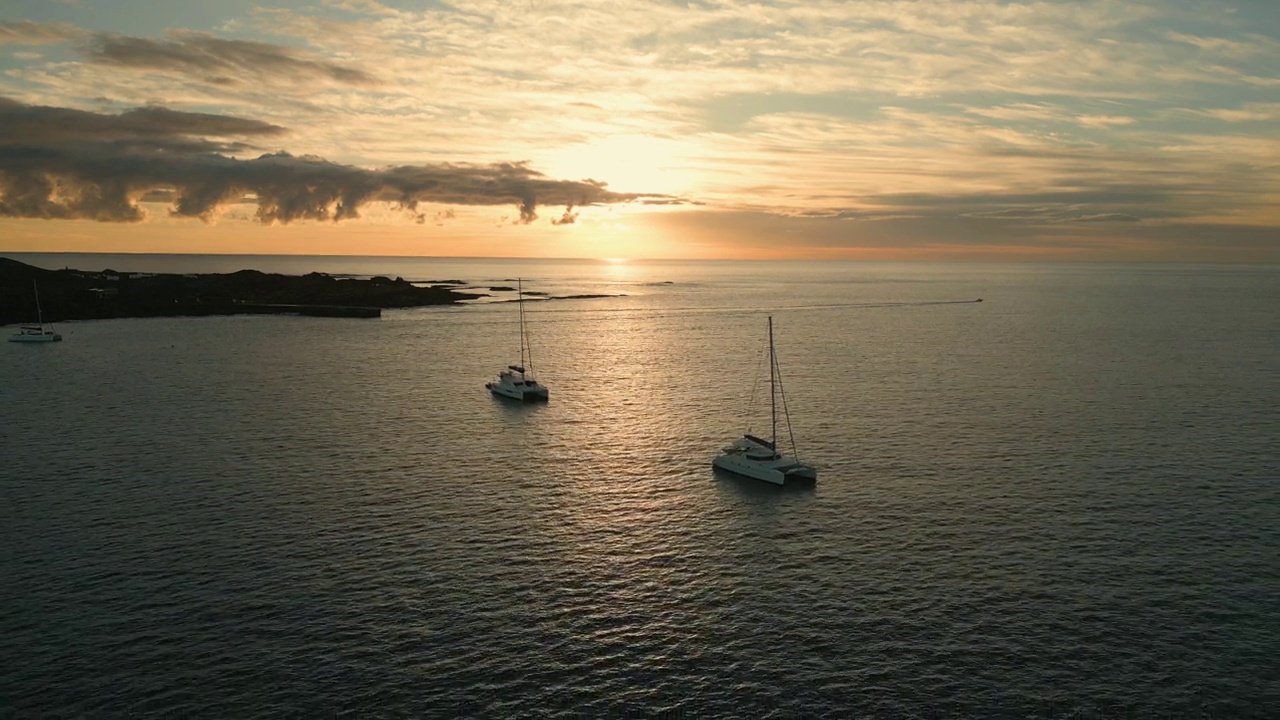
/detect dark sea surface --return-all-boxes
[2,256,1278,718]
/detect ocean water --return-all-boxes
[2,256,1277,718]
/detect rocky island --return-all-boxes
[1,257,483,324]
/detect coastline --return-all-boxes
[1,256,483,324]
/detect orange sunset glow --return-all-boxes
[1,1,1277,261]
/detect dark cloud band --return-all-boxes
[85,31,377,86]
[0,99,679,224]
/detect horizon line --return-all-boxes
[3,251,1276,266]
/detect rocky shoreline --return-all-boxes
[1,257,484,324]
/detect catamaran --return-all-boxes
[486,278,548,401]
[713,316,815,485]
[9,280,62,343]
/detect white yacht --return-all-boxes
[9,280,62,343]
[486,279,548,401]
[713,316,816,485]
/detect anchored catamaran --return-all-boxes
[713,316,815,485]
[486,278,548,401]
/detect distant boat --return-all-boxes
[9,280,62,343]
[486,278,548,401]
[713,316,815,485]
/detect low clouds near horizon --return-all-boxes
[0,98,674,225]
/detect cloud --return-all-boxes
[0,98,678,224]
[1075,115,1137,128]
[1073,212,1142,223]
[777,186,1170,225]
[0,20,85,45]
[964,103,1069,122]
[550,205,579,225]
[1166,31,1278,59]
[960,207,1144,223]
[650,208,1278,262]
[0,96,285,148]
[1191,103,1280,123]
[0,3,1275,260]
[1,21,373,86]
[83,31,377,86]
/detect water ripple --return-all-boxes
[3,262,1278,718]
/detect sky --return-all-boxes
[0,0,1277,261]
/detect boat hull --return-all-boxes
[713,451,816,485]
[9,333,61,343]
[486,382,548,402]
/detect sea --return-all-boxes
[2,254,1277,718]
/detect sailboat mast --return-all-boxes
[517,277,526,371]
[769,315,777,447]
[33,280,44,325]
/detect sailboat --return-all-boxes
[9,280,62,343]
[713,316,815,485]
[485,278,549,401]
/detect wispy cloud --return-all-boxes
[1074,115,1137,128]
[0,20,85,45]
[964,104,1070,122]
[1166,31,1280,58]
[1194,103,1280,122]
[84,31,377,86]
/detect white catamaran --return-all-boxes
[713,316,816,485]
[486,278,549,401]
[9,280,62,343]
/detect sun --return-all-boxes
[541,135,701,196]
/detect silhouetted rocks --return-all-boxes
[0,256,483,324]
